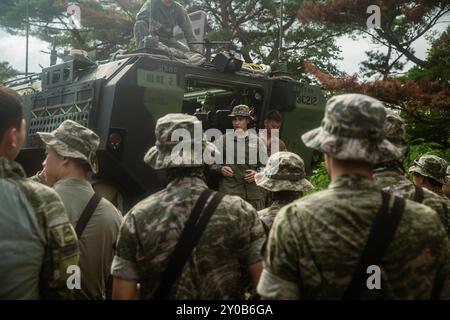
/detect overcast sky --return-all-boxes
[0,22,448,76]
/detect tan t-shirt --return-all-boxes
[54,178,123,299]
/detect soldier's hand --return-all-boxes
[221,166,234,177]
[244,170,257,183]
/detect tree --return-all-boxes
[299,0,450,69]
[0,0,139,60]
[406,26,450,83]
[304,60,450,146]
[185,0,344,79]
[0,61,19,84]
[359,46,406,80]
[0,1,345,79]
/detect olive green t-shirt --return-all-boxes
[54,178,122,299]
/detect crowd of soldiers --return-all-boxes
[1,84,450,300]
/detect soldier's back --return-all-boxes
[261,174,449,299]
[258,199,294,230]
[0,158,78,299]
[374,169,450,237]
[113,174,265,299]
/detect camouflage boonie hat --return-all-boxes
[38,120,100,174]
[144,114,218,170]
[228,104,252,118]
[255,151,313,192]
[408,155,448,184]
[377,109,408,162]
[301,93,402,164]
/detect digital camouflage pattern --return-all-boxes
[380,109,408,160]
[301,94,402,164]
[111,170,265,299]
[0,157,79,299]
[257,174,450,299]
[255,151,313,193]
[258,191,301,231]
[228,104,252,118]
[374,169,450,237]
[144,113,218,170]
[37,120,100,174]
[409,155,449,185]
[134,0,196,50]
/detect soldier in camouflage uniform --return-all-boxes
[37,120,123,300]
[134,0,197,51]
[0,86,78,299]
[211,105,268,210]
[443,166,450,199]
[373,112,450,236]
[111,114,265,299]
[257,93,450,299]
[409,155,450,202]
[255,151,313,230]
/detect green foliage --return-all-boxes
[305,161,330,194]
[405,142,450,171]
[403,109,450,149]
[0,61,19,84]
[406,26,450,84]
[304,140,449,196]
[0,0,136,60]
[0,0,342,75]
[359,48,405,80]
[180,0,343,78]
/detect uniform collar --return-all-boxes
[166,171,208,191]
[53,177,94,192]
[329,173,377,191]
[0,156,26,179]
[373,168,408,182]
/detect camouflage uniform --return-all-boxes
[134,0,196,50]
[257,94,450,299]
[38,120,123,300]
[0,157,79,299]
[374,112,450,236]
[111,114,265,299]
[211,105,268,210]
[255,152,313,230]
[409,155,450,201]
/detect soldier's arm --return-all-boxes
[235,200,266,287]
[435,232,450,299]
[248,261,263,289]
[112,278,138,300]
[177,6,197,48]
[111,212,140,299]
[257,204,301,299]
[38,187,79,299]
[136,0,151,24]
